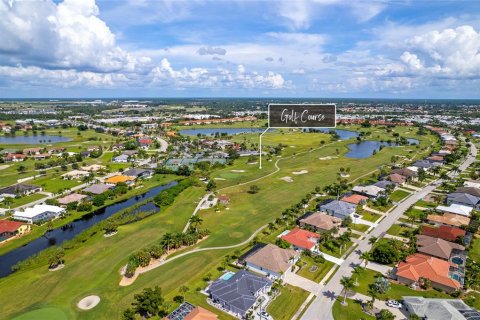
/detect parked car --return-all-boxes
[258,311,270,318]
[386,300,402,309]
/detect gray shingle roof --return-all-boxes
[447,193,480,207]
[209,270,271,315]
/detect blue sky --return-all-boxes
[0,0,479,98]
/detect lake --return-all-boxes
[0,135,71,145]
[179,128,266,136]
[345,139,419,159]
[0,181,177,278]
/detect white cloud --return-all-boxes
[198,46,227,56]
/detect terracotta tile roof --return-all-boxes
[421,225,466,242]
[105,175,135,184]
[391,168,416,177]
[416,235,465,260]
[244,243,297,273]
[57,193,87,205]
[341,194,368,205]
[300,212,342,230]
[388,173,407,184]
[427,213,470,228]
[0,220,27,233]
[396,253,461,290]
[281,227,319,250]
[184,306,218,320]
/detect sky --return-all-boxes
[0,0,479,99]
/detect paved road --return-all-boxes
[301,142,477,320]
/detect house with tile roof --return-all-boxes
[352,185,385,199]
[395,253,461,293]
[207,270,271,318]
[280,227,320,251]
[299,212,342,232]
[82,184,113,195]
[421,225,466,243]
[427,213,470,228]
[105,175,135,185]
[57,193,87,205]
[341,194,368,205]
[0,220,30,243]
[416,235,465,261]
[387,173,407,185]
[243,243,299,279]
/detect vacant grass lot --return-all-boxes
[358,210,382,222]
[386,224,417,237]
[389,189,411,202]
[332,298,375,320]
[0,126,439,319]
[297,256,335,283]
[267,284,309,320]
[0,193,46,209]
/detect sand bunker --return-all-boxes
[77,295,100,310]
[319,156,338,160]
[0,165,10,170]
[292,170,308,175]
[231,170,246,172]
[280,176,293,182]
[214,177,226,180]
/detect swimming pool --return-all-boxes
[220,271,235,281]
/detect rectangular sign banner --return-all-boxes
[268,103,336,128]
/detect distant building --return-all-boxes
[0,184,42,198]
[123,168,153,179]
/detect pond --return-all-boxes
[179,128,266,136]
[0,181,177,278]
[345,141,397,159]
[0,135,71,144]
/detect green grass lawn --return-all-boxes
[351,223,371,233]
[415,199,438,208]
[469,237,480,261]
[267,284,309,320]
[386,224,416,237]
[464,291,480,311]
[320,241,354,258]
[353,268,450,300]
[0,126,439,319]
[367,201,394,213]
[297,256,335,283]
[0,193,46,209]
[12,307,68,320]
[358,210,381,222]
[332,298,375,320]
[389,190,411,202]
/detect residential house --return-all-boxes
[373,180,397,190]
[403,297,480,320]
[395,253,461,293]
[387,173,407,185]
[105,175,135,185]
[341,194,368,205]
[123,150,138,156]
[82,183,113,195]
[80,151,91,158]
[455,187,480,198]
[412,160,437,170]
[318,200,356,220]
[0,183,42,197]
[208,270,271,319]
[5,154,26,162]
[464,181,480,189]
[421,225,466,243]
[62,170,90,180]
[299,212,342,232]
[352,185,385,199]
[436,204,473,217]
[112,154,130,163]
[32,153,51,160]
[427,213,470,228]
[446,193,480,209]
[123,168,153,179]
[243,243,299,279]
[416,235,465,261]
[166,302,218,320]
[23,147,42,155]
[0,220,31,242]
[138,138,153,149]
[427,155,444,163]
[13,204,65,224]
[391,168,417,181]
[217,195,230,205]
[57,193,87,205]
[280,227,320,251]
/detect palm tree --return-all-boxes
[161,233,174,253]
[360,251,370,268]
[189,215,203,232]
[368,236,378,246]
[3,197,13,209]
[340,276,355,305]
